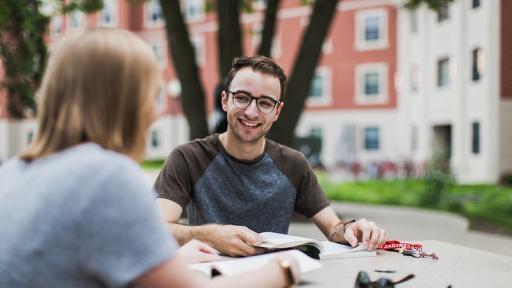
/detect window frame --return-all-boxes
[472,47,484,82]
[437,57,450,88]
[99,0,118,27]
[182,0,205,23]
[306,67,332,107]
[355,63,389,105]
[363,127,380,151]
[355,9,389,51]
[144,0,164,27]
[471,121,480,155]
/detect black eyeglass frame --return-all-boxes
[355,271,415,288]
[226,90,282,114]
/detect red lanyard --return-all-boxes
[379,240,438,260]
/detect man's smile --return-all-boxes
[239,118,261,128]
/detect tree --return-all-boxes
[159,0,209,140]
[0,0,102,118]
[1,0,453,144]
[268,0,338,146]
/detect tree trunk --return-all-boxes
[257,0,280,57]
[216,0,243,78]
[268,0,339,146]
[160,0,209,140]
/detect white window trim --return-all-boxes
[144,0,164,28]
[50,16,63,40]
[362,126,380,152]
[191,34,205,66]
[271,33,281,59]
[307,66,332,107]
[251,23,262,52]
[150,40,166,69]
[354,8,389,51]
[182,0,205,23]
[252,0,267,10]
[322,38,333,54]
[355,63,389,105]
[68,10,85,31]
[155,84,167,114]
[437,56,452,89]
[99,0,118,27]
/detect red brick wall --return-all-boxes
[502,0,512,98]
[0,59,7,119]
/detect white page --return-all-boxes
[189,250,322,276]
[259,232,317,248]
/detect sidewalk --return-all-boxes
[289,202,512,257]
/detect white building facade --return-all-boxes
[396,0,511,183]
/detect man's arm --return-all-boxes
[156,198,265,256]
[311,206,389,250]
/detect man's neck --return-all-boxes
[219,132,266,161]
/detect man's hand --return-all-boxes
[203,224,266,257]
[343,218,388,250]
[174,239,222,265]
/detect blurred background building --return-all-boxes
[0,0,510,184]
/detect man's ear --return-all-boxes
[221,91,228,112]
[273,101,284,122]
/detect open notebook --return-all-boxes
[257,232,377,260]
[189,250,321,277]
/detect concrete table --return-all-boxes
[301,240,512,287]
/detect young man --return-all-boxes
[155,56,388,256]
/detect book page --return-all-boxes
[258,232,319,249]
[319,241,377,259]
[189,250,322,277]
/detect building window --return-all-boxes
[145,0,164,26]
[151,41,165,69]
[151,130,161,149]
[50,16,63,39]
[69,11,84,30]
[190,35,205,66]
[100,0,117,27]
[183,0,204,22]
[411,126,418,151]
[472,122,480,154]
[364,127,380,151]
[307,67,331,106]
[365,16,380,41]
[472,0,481,9]
[472,47,484,82]
[252,0,267,10]
[437,57,450,87]
[355,9,388,50]
[251,24,262,52]
[410,10,418,33]
[27,130,34,145]
[355,63,388,104]
[410,65,420,92]
[437,2,449,22]
[364,72,380,95]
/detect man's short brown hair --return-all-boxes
[224,56,287,100]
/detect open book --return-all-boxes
[257,232,377,260]
[189,250,321,277]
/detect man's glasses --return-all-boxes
[355,271,415,288]
[227,90,281,114]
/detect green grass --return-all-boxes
[141,159,165,171]
[317,173,512,233]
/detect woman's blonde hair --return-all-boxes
[21,28,161,162]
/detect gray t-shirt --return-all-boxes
[155,134,329,233]
[0,143,177,288]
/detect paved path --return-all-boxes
[144,171,512,256]
[289,202,512,257]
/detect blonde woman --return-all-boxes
[0,29,299,288]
